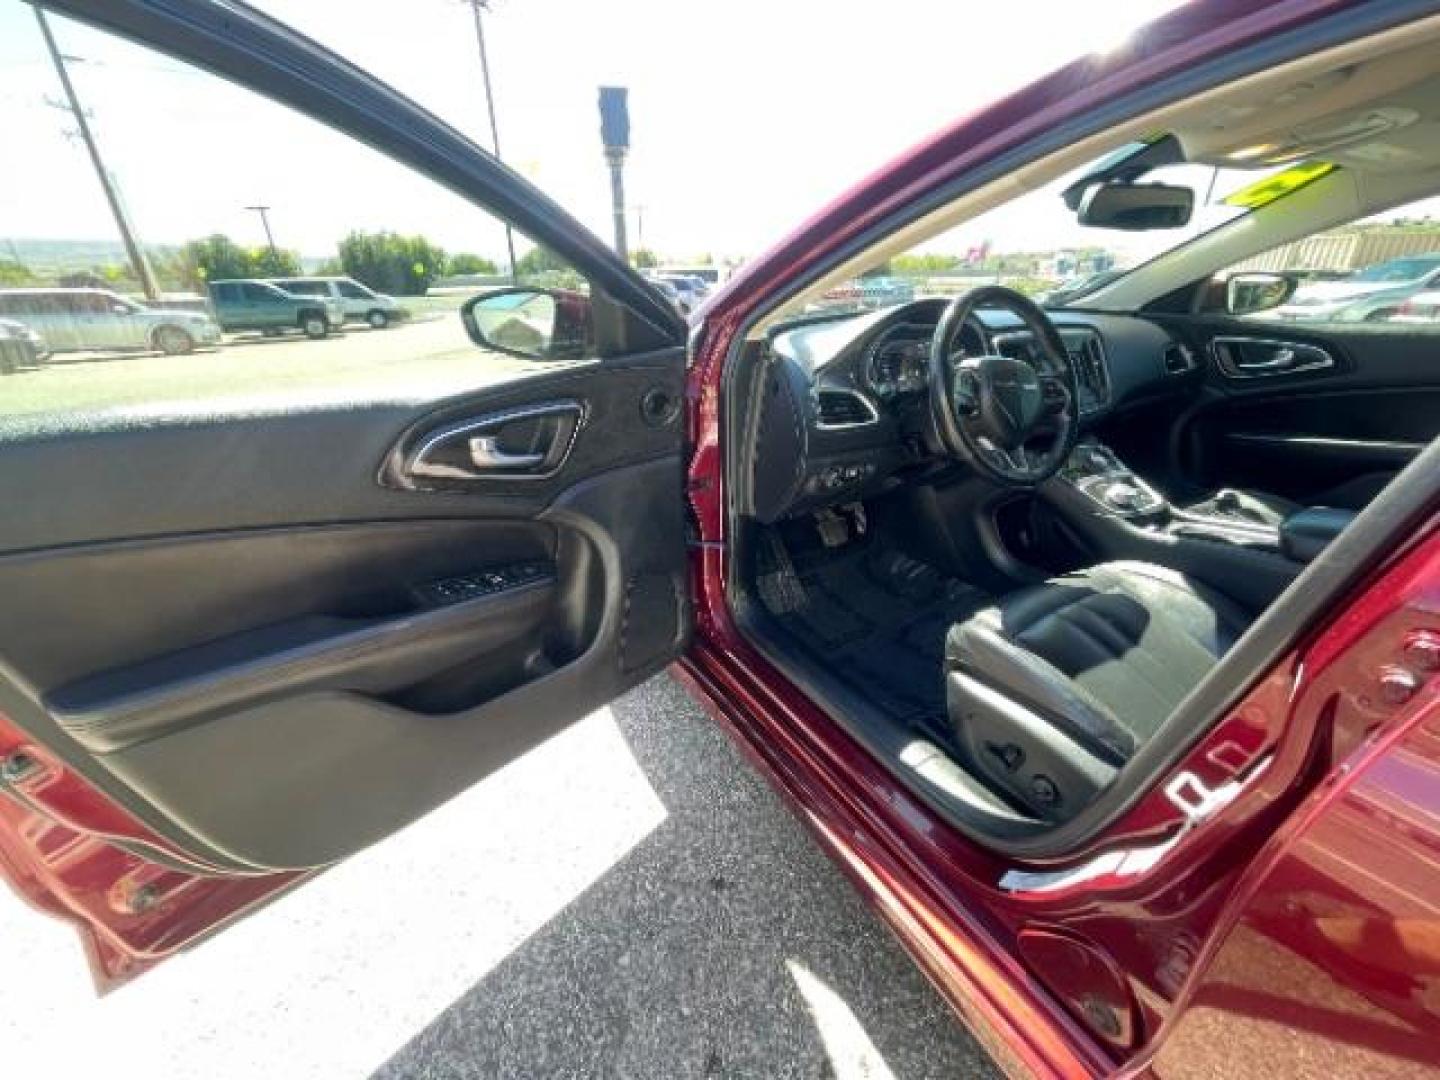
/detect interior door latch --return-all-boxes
[391,400,585,486]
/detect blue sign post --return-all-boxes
[599,86,630,260]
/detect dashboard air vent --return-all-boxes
[1163,343,1197,374]
[816,389,877,428]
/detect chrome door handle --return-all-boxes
[396,399,585,485]
[468,435,545,470]
[1212,337,1335,379]
[1234,354,1296,372]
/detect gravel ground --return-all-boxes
[0,674,996,1079]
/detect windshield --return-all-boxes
[807,150,1299,317]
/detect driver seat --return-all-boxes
[944,561,1255,822]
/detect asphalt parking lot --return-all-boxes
[1,309,538,420]
[0,674,998,1079]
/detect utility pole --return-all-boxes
[32,3,159,300]
[464,0,518,283]
[245,204,279,257]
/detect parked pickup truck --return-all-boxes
[207,279,343,338]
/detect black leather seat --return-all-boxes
[945,561,1254,821]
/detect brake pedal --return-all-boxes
[814,509,851,548]
[756,532,806,614]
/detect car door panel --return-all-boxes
[1160,317,1440,505]
[0,356,678,551]
[0,351,686,872]
[0,0,692,982]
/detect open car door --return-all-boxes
[0,0,689,989]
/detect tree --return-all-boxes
[147,249,190,292]
[514,244,567,278]
[337,230,447,295]
[176,234,303,291]
[892,253,963,277]
[630,248,659,269]
[448,252,499,275]
[179,234,256,289]
[0,259,37,286]
[249,246,301,278]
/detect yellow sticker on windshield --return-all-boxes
[1222,161,1336,209]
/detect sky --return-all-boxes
[0,0,1188,266]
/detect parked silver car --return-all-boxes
[0,317,46,374]
[1271,253,1440,321]
[0,288,221,355]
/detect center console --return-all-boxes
[1036,438,1302,609]
[1056,439,1286,551]
[1057,441,1168,519]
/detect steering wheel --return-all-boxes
[928,285,1079,486]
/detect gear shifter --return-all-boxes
[1102,482,1147,512]
[1060,440,1166,517]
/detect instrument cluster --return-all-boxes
[863,319,988,401]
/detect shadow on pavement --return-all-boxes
[372,675,996,1080]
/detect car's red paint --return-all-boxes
[4,2,1440,1076]
[0,724,302,990]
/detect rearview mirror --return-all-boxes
[461,287,593,361]
[1226,272,1297,316]
[1076,182,1193,230]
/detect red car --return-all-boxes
[4,1,1440,1076]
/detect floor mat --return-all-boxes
[757,529,991,744]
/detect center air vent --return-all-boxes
[1061,330,1110,415]
[816,388,878,428]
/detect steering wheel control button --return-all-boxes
[955,373,982,416]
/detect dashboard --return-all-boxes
[746,298,1198,523]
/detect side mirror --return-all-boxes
[1226,272,1297,316]
[1076,182,1193,230]
[461,287,593,361]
